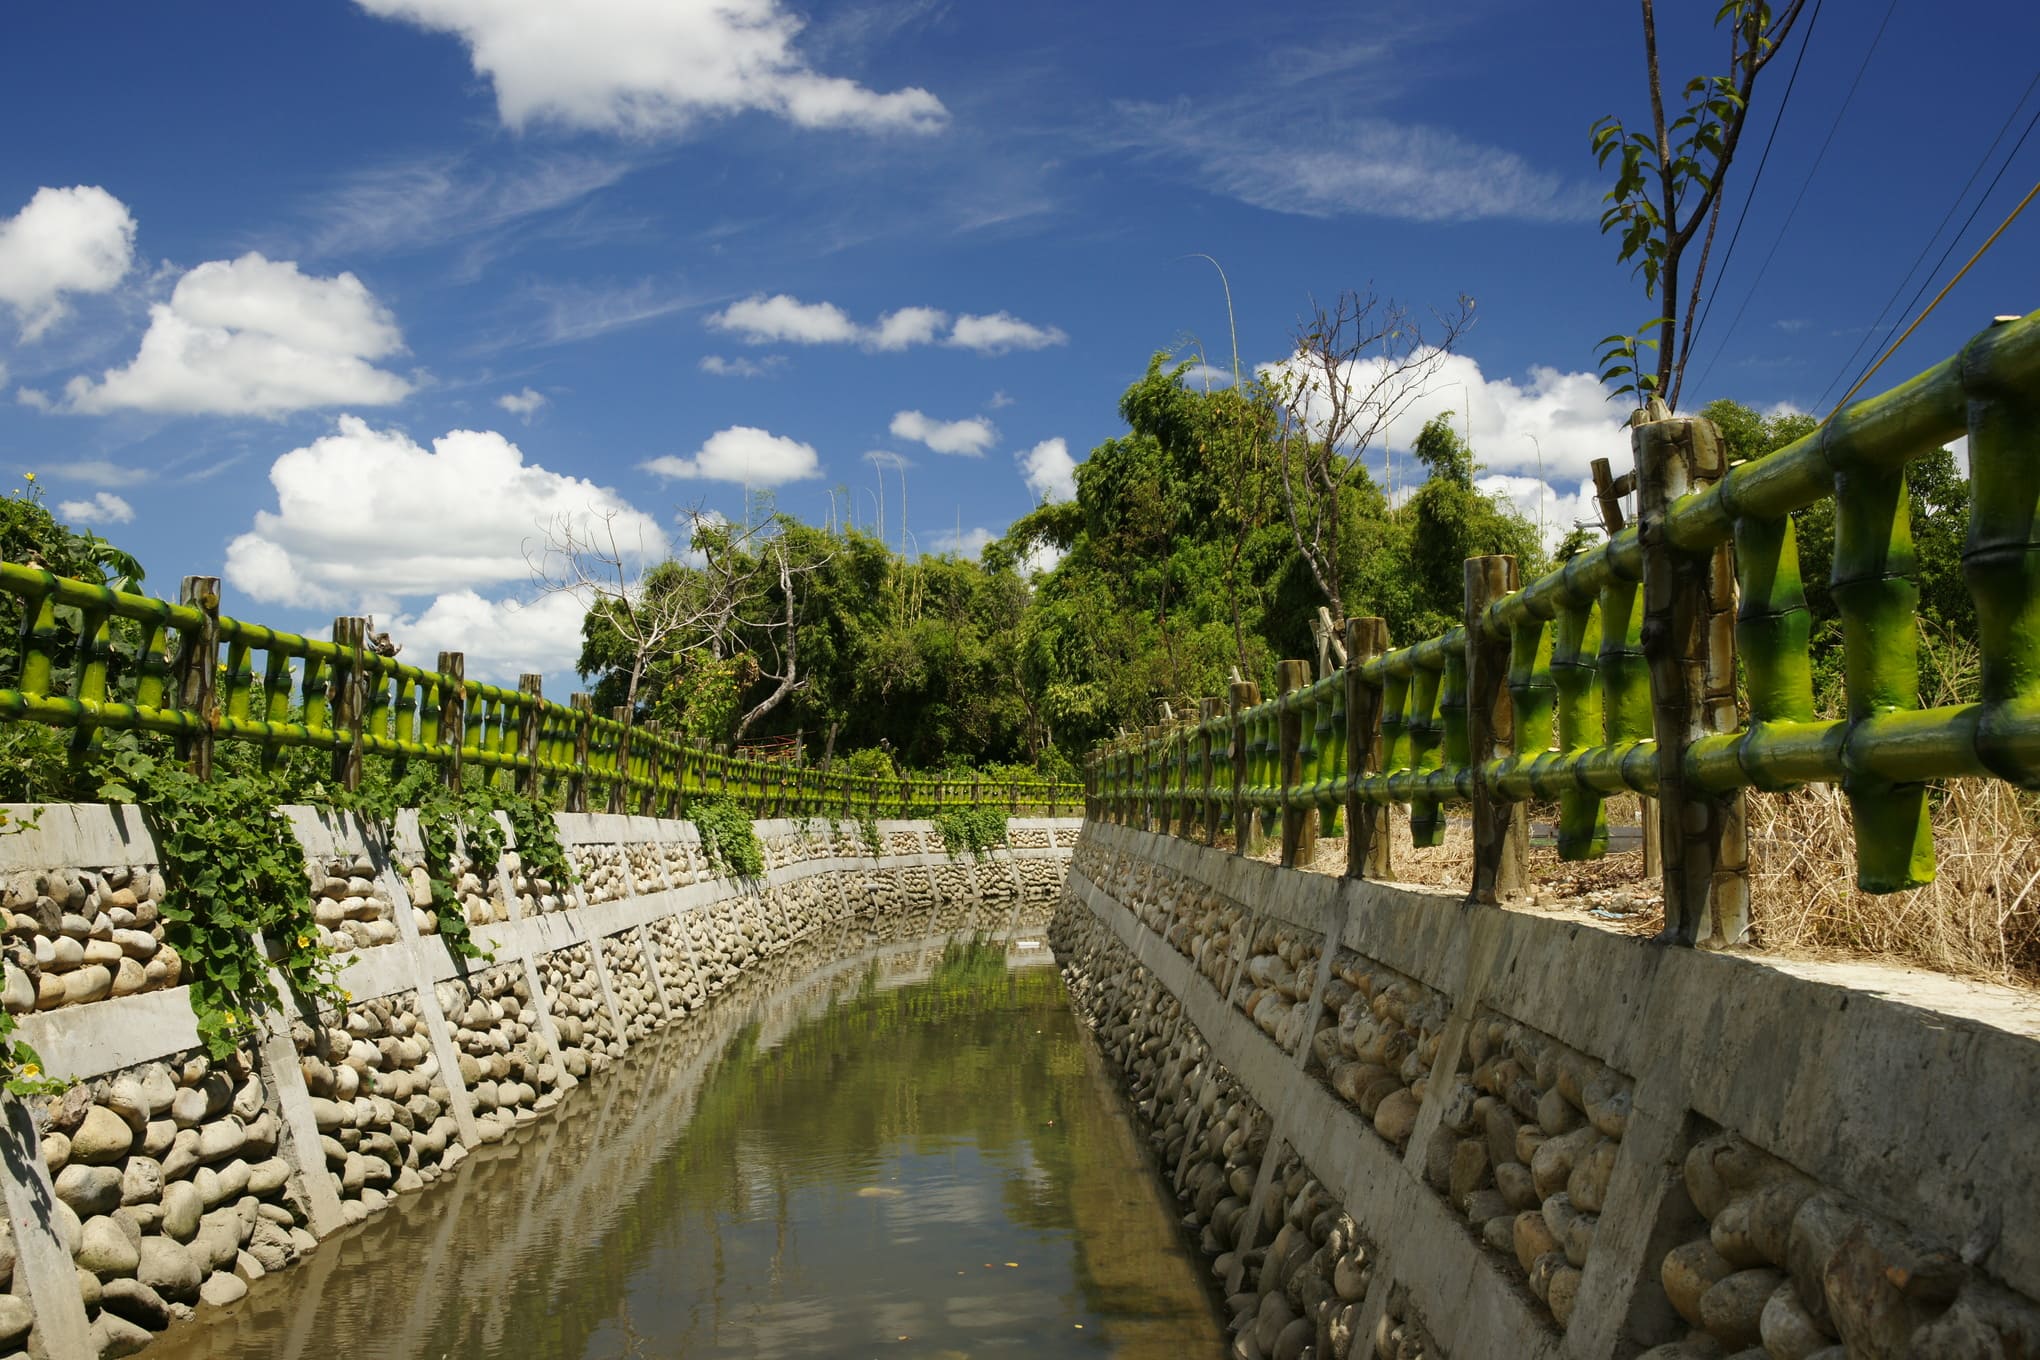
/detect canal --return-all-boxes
[143,924,1224,1359]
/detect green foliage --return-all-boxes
[689,797,764,880]
[94,747,343,1059]
[932,805,1008,859]
[0,1009,65,1096]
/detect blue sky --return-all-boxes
[3,0,2036,681]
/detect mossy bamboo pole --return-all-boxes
[66,603,111,760]
[1635,406,1746,945]
[1597,569,1656,871]
[174,577,220,779]
[1406,662,1445,847]
[1504,613,1557,833]
[437,652,466,793]
[1551,595,1607,859]
[1322,672,1346,837]
[1964,313,2040,794]
[1200,697,1221,844]
[1439,646,1469,805]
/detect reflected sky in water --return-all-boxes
[147,922,1223,1360]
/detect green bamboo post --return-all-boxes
[1344,618,1391,879]
[641,722,664,817]
[1171,720,1190,837]
[1200,697,1222,844]
[363,656,391,767]
[17,577,57,702]
[608,706,632,814]
[1406,661,1445,847]
[1440,648,1470,803]
[1506,614,1556,836]
[1230,681,1258,855]
[566,693,592,812]
[134,612,172,716]
[1141,725,1162,832]
[67,601,112,759]
[1465,555,1525,902]
[1634,404,1746,944]
[1253,694,1279,849]
[1290,672,1320,854]
[1831,463,1935,890]
[1277,660,1315,867]
[1550,595,1609,859]
[1964,314,2040,794]
[174,577,220,779]
[1319,674,1344,838]
[261,642,300,766]
[392,671,416,778]
[1598,569,1655,872]
[438,652,465,793]
[515,676,543,798]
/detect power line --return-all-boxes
[1825,174,2040,423]
[1683,0,1824,369]
[1816,80,2040,411]
[1687,0,1900,400]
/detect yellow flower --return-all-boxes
[296,934,309,948]
[22,1063,39,1077]
[22,473,33,483]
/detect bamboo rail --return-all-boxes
[1087,310,2040,946]
[0,569,1078,818]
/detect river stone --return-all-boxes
[62,964,113,1005]
[137,1237,201,1303]
[105,1078,151,1132]
[161,1181,203,1242]
[1663,1237,1737,1327]
[1760,1280,1833,1360]
[197,1117,245,1162]
[71,1106,135,1164]
[140,1119,176,1158]
[91,1310,155,1359]
[1515,1211,1561,1274]
[76,1215,140,1278]
[170,1086,209,1128]
[247,1158,290,1196]
[199,1271,247,1308]
[54,1164,123,1217]
[1372,1089,1421,1144]
[1702,1267,1788,1350]
[99,1278,172,1331]
[41,1129,71,1175]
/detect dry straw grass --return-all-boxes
[1748,780,2040,985]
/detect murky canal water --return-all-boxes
[145,925,1223,1359]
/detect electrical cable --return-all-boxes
[1817,86,2040,411]
[1824,174,2040,423]
[1686,0,1900,400]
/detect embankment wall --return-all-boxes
[1053,819,2040,1360]
[0,807,1078,1360]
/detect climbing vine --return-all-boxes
[932,806,1008,860]
[501,794,576,901]
[95,748,344,1059]
[856,811,882,858]
[689,797,764,880]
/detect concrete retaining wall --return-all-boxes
[0,806,1079,1360]
[1055,820,2040,1360]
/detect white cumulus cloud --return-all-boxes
[354,0,947,136]
[890,409,995,457]
[705,293,1060,355]
[225,415,664,611]
[0,186,137,341]
[707,294,861,346]
[868,306,948,351]
[642,425,822,485]
[56,492,135,525]
[65,254,413,417]
[1017,436,1077,502]
[945,311,1067,354]
[381,589,592,684]
[496,387,547,419]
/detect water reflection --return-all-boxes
[147,918,1222,1359]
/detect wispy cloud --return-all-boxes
[1114,98,1595,223]
[483,278,707,351]
[301,152,635,260]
